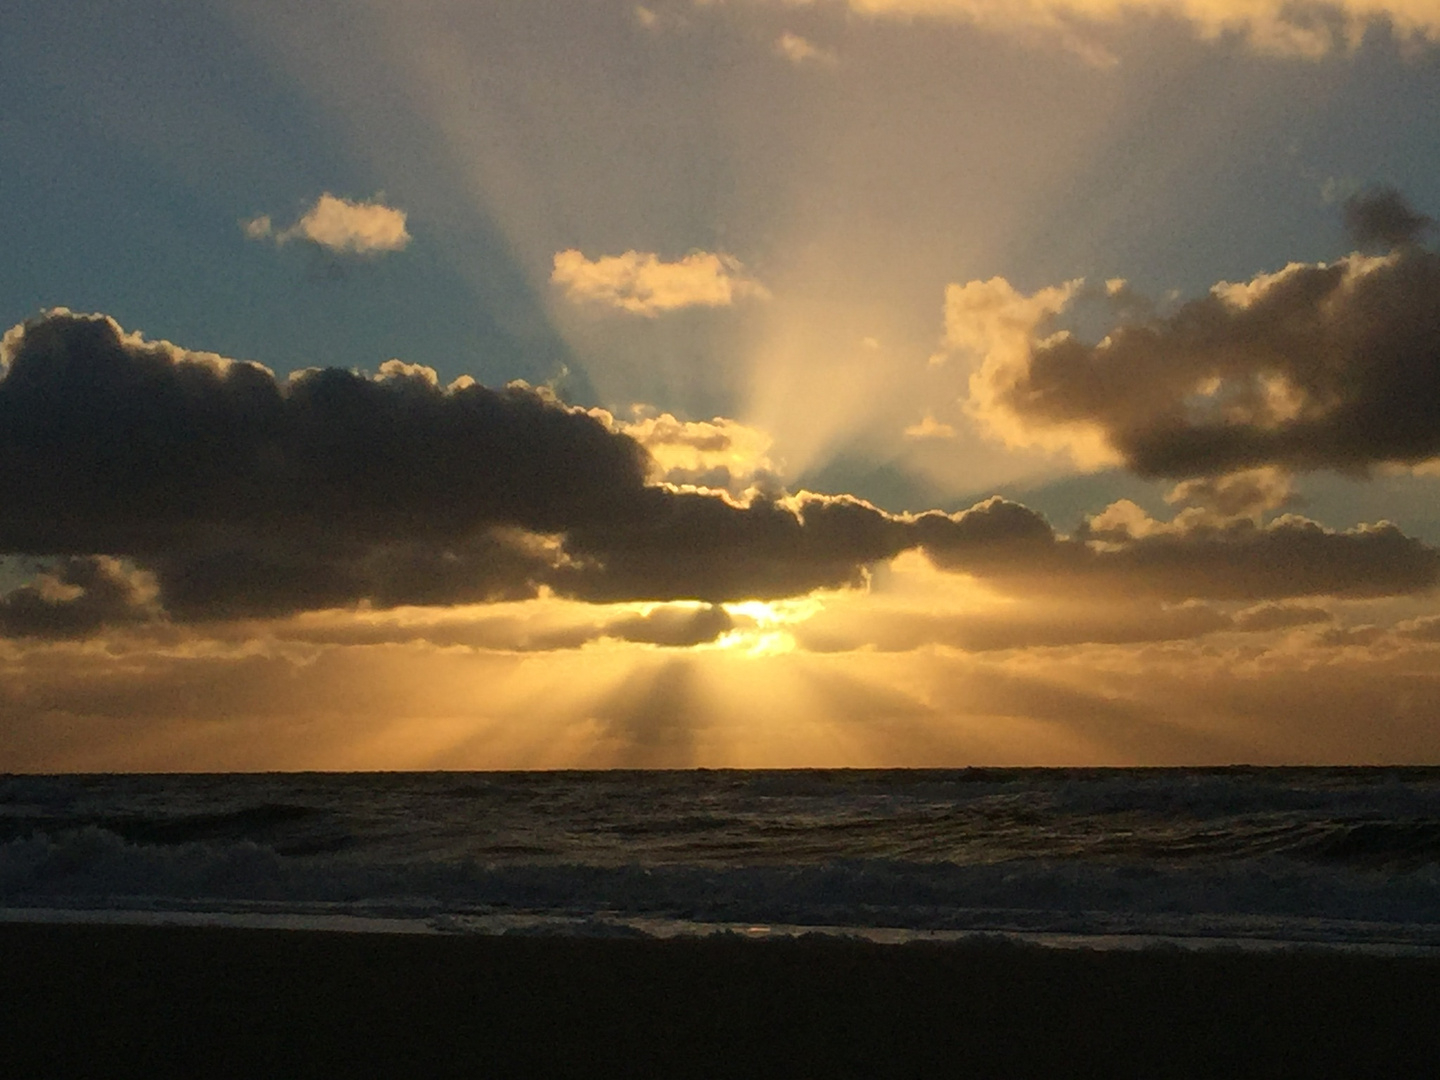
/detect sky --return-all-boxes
[4,0,1440,769]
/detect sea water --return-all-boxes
[3,768,1439,950]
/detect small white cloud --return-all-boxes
[247,194,411,255]
[776,31,837,65]
[279,193,411,254]
[903,413,957,440]
[551,249,770,316]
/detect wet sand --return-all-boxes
[4,922,1438,1078]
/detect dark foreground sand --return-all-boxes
[4,924,1439,1079]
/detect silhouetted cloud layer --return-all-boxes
[0,311,647,620]
[922,497,1439,601]
[0,310,1435,635]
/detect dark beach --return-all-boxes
[5,922,1438,1078]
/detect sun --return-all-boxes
[703,598,824,656]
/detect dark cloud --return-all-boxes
[1068,512,1440,601]
[1,311,1436,635]
[603,604,733,647]
[0,556,155,638]
[0,311,646,618]
[1344,187,1435,249]
[149,531,556,620]
[0,311,648,550]
[985,242,1440,478]
[924,500,1440,602]
[560,489,912,604]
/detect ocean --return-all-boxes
[3,768,1439,951]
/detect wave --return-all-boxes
[4,769,1440,947]
[3,826,1439,947]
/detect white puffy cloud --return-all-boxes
[551,249,770,316]
[247,194,411,255]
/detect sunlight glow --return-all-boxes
[710,627,798,656]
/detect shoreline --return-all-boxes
[5,903,1440,957]
[6,922,1439,1077]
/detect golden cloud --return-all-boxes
[903,414,958,440]
[608,411,777,490]
[842,0,1440,57]
[937,275,1119,468]
[551,249,770,316]
[247,193,412,255]
[950,227,1440,479]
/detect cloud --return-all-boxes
[943,274,1117,467]
[12,605,1440,769]
[1164,466,1295,522]
[277,599,736,652]
[551,250,770,316]
[604,603,735,647]
[246,194,411,255]
[776,32,837,65]
[604,410,777,491]
[903,414,957,440]
[1064,502,1439,601]
[0,557,158,639]
[917,496,1439,602]
[832,0,1438,58]
[1231,601,1332,632]
[2,311,1434,635]
[248,596,735,653]
[956,239,1440,479]
[0,311,646,620]
[794,595,1236,653]
[557,488,912,604]
[1344,186,1435,248]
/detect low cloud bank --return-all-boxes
[0,310,1434,635]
